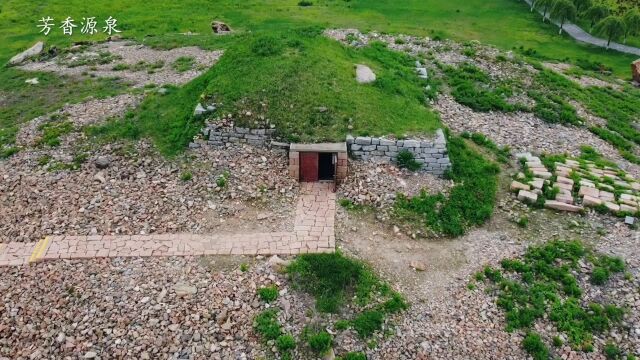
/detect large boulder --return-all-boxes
[212,21,231,34]
[9,41,44,65]
[355,64,376,84]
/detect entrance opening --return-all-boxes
[318,153,335,180]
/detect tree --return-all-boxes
[551,0,577,34]
[594,16,626,48]
[623,8,640,44]
[584,4,610,31]
[572,0,592,13]
[535,0,557,22]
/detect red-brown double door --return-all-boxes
[300,152,319,182]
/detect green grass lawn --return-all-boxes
[1,0,639,152]
[2,0,637,74]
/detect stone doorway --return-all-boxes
[289,143,347,184]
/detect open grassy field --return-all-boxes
[1,0,637,73]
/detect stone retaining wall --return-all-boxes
[202,125,275,147]
[347,129,450,175]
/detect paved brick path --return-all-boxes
[0,182,335,267]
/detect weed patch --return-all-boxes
[396,149,422,171]
[476,240,629,358]
[258,285,279,302]
[287,252,407,338]
[443,63,520,113]
[254,309,282,341]
[394,135,499,236]
[172,56,196,72]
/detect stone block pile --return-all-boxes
[511,152,640,215]
[346,129,451,176]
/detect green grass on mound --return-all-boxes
[203,29,440,143]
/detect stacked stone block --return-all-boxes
[289,151,300,180]
[202,126,275,147]
[346,129,450,176]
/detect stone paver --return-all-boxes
[0,182,336,266]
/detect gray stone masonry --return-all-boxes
[202,125,276,147]
[348,129,450,176]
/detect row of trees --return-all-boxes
[530,0,640,47]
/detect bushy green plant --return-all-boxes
[0,146,18,159]
[298,0,313,6]
[254,309,281,340]
[590,267,610,285]
[396,150,422,171]
[522,332,549,360]
[216,171,230,188]
[276,334,296,351]
[604,342,622,360]
[552,336,563,347]
[352,310,384,338]
[258,285,279,302]
[308,331,332,354]
[180,171,193,181]
[335,320,350,330]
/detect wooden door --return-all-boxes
[300,152,319,182]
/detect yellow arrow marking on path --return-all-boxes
[29,237,50,263]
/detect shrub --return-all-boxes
[308,331,332,354]
[552,336,563,347]
[258,285,279,302]
[604,342,622,360]
[396,150,422,171]
[216,171,229,188]
[254,309,281,340]
[287,252,381,313]
[517,216,529,228]
[0,146,18,159]
[380,292,409,313]
[335,320,350,330]
[590,267,610,285]
[298,0,313,6]
[522,332,549,360]
[180,171,192,181]
[276,334,296,351]
[352,310,384,338]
